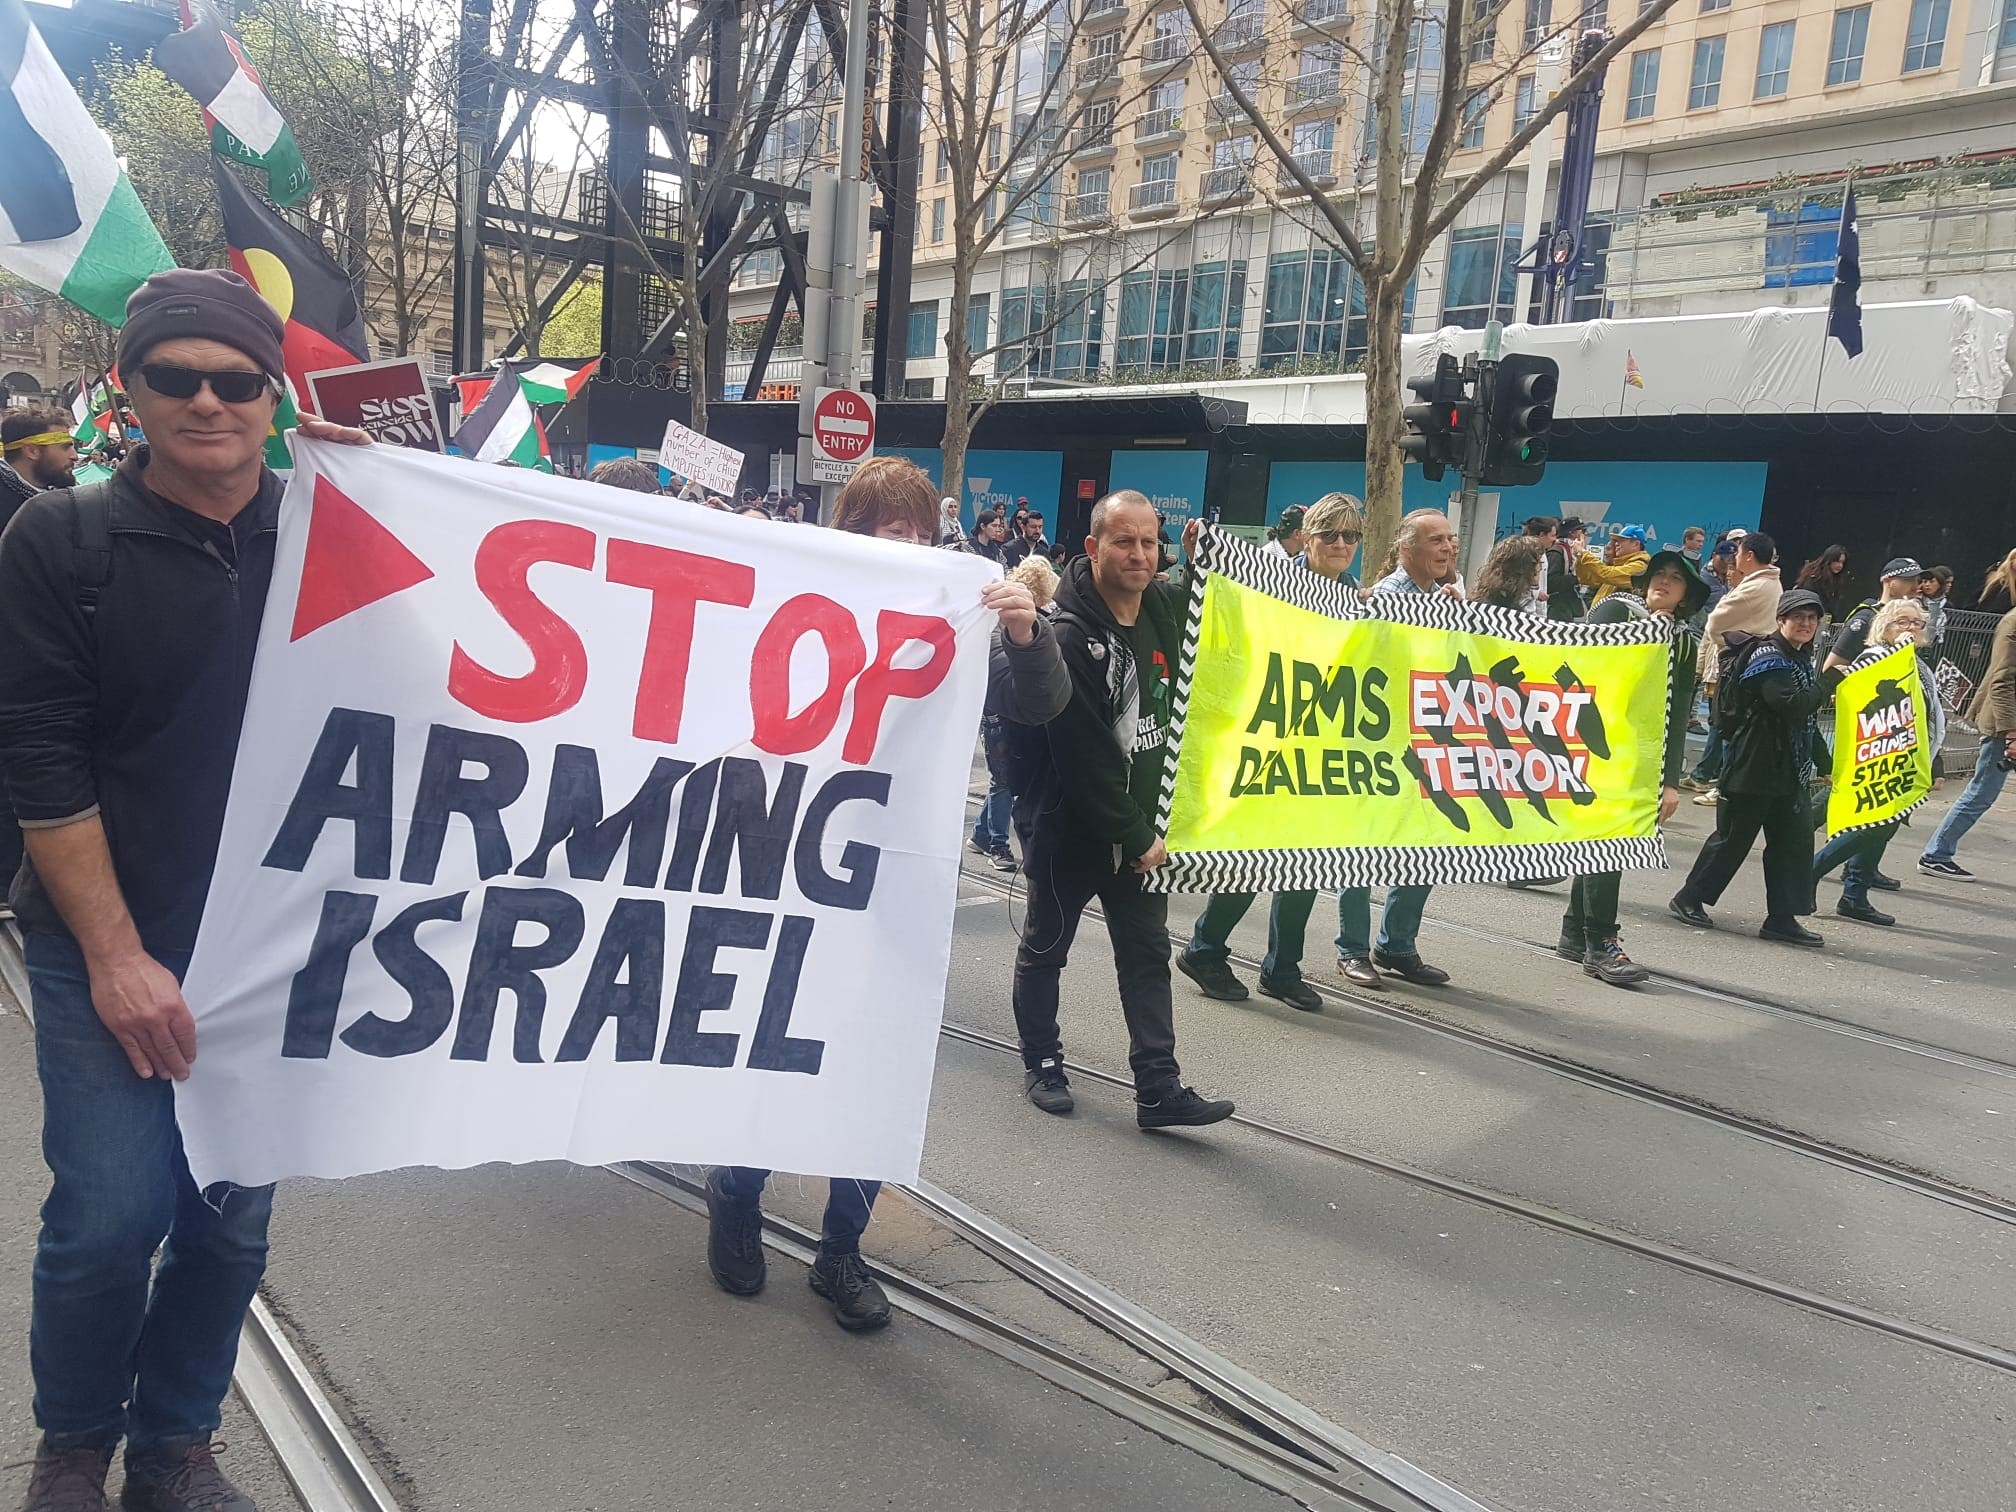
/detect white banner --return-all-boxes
[176,438,996,1188]
[658,417,745,497]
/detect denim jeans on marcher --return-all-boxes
[27,933,274,1452]
[971,785,1011,852]
[1921,738,2009,863]
[720,1168,878,1255]
[1335,886,1432,959]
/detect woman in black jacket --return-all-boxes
[1670,588,1841,946]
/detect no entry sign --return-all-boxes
[810,387,875,482]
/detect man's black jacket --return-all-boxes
[0,449,283,957]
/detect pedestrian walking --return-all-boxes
[1814,598,1931,924]
[1009,490,1234,1128]
[701,456,1066,1331]
[1561,551,1705,983]
[1175,493,1366,1014]
[1917,600,2016,880]
[1669,588,1839,946]
[1335,511,1458,990]
[0,269,373,1512]
[1686,531,1781,804]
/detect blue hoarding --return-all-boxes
[1263,460,1767,549]
[1109,450,1209,524]
[882,447,1064,531]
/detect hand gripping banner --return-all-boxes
[1147,531,1673,893]
[1826,642,1933,839]
[175,439,996,1189]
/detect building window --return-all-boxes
[987,125,1003,170]
[1754,21,1795,97]
[1687,35,1724,108]
[1074,165,1111,219]
[1513,74,1537,131]
[1184,259,1247,367]
[1625,47,1659,118]
[1523,0,1550,50]
[1442,225,1520,329]
[907,301,939,360]
[1763,199,1843,288]
[1902,0,1948,70]
[1143,150,1179,184]
[1258,247,1409,368]
[1115,267,1189,371]
[932,198,946,241]
[1699,0,1728,10]
[1827,5,1869,84]
[1291,117,1335,177]
[1458,89,1488,148]
[1468,0,1495,62]
[967,293,990,354]
[935,139,950,182]
[1523,215,1613,322]
[1050,281,1106,379]
[1996,0,2016,80]
[998,286,1050,379]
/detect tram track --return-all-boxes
[952,859,2016,1232]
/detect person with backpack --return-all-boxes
[1558,551,1705,984]
[1669,587,1841,946]
[0,270,373,1512]
[1010,490,1234,1129]
[1173,492,1365,1013]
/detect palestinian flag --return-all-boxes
[453,372,550,470]
[214,162,367,392]
[0,0,176,324]
[157,0,311,206]
[505,358,598,407]
[264,379,301,470]
[71,373,118,450]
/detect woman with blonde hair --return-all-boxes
[1976,547,2016,615]
[702,454,1069,1332]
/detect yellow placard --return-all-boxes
[1826,642,1932,838]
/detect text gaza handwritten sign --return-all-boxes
[174,438,996,1189]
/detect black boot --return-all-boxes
[15,1438,111,1512]
[1759,916,1825,947]
[1136,1084,1235,1129]
[703,1168,767,1296]
[120,1439,254,1512]
[1583,934,1650,987]
[809,1249,892,1331]
[1555,918,1586,961]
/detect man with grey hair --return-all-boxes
[1008,490,1233,1128]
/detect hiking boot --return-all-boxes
[1023,1059,1074,1115]
[1370,950,1450,987]
[1866,869,1902,892]
[1554,923,1586,962]
[1136,1085,1236,1130]
[1175,951,1249,1001]
[1918,856,1972,879]
[1336,956,1383,990]
[1836,897,1896,927]
[119,1439,253,1512]
[1667,894,1714,929]
[1759,917,1825,948]
[808,1249,892,1332]
[1257,975,1324,1012]
[1583,935,1650,987]
[703,1168,767,1296]
[12,1439,111,1512]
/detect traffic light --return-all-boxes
[1400,353,1472,482]
[1480,353,1558,487]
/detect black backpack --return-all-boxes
[1712,638,1770,736]
[68,482,114,620]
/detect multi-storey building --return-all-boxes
[727,0,2016,398]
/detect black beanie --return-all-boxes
[118,268,286,383]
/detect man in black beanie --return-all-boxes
[0,268,366,1512]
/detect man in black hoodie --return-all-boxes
[1009,491,1235,1129]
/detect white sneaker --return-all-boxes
[1691,787,1720,806]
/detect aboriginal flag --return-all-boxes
[213,162,366,391]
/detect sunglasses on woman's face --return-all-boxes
[138,364,274,404]
[1311,529,1362,545]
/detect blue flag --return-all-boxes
[1826,186,1862,359]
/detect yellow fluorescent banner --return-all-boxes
[1826,643,1933,839]
[1152,537,1673,892]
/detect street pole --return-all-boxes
[1454,321,1504,587]
[1509,36,1568,326]
[796,0,873,522]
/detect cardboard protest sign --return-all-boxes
[305,358,443,450]
[1826,642,1933,838]
[1150,532,1672,892]
[175,438,996,1188]
[659,416,744,497]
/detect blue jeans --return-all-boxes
[1335,886,1432,960]
[1920,737,2008,862]
[1814,821,1898,905]
[970,786,1011,852]
[27,934,273,1452]
[1691,726,1727,783]
[720,1168,878,1256]
[1186,891,1317,984]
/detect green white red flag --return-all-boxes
[156,0,312,206]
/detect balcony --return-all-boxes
[1199,165,1253,203]
[1277,150,1339,193]
[1082,0,1127,29]
[1285,73,1345,111]
[1212,13,1265,50]
[1073,55,1118,92]
[1291,0,1352,33]
[1071,123,1117,157]
[1205,91,1252,131]
[1140,29,1193,74]
[1134,106,1185,144]
[1065,190,1114,225]
[1128,178,1181,218]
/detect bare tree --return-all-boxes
[1184,0,1682,562]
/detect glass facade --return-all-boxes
[1443,224,1521,328]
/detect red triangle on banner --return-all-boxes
[290,475,435,641]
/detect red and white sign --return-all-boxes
[810,386,875,482]
[174,438,996,1189]
[658,416,745,497]
[305,358,443,451]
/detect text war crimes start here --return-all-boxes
[268,514,965,1074]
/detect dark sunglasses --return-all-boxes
[138,364,274,404]
[1310,528,1362,545]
